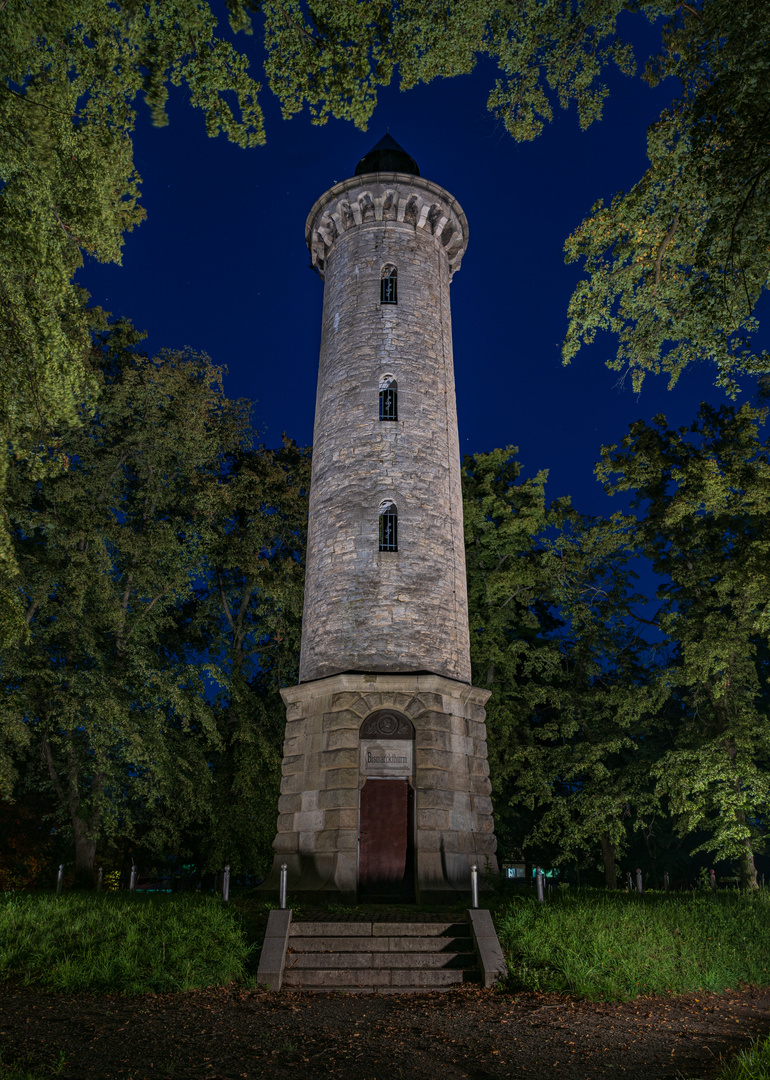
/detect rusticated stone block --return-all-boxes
[276,813,295,833]
[322,767,360,789]
[416,787,455,810]
[415,828,441,852]
[415,747,461,772]
[315,828,358,852]
[415,767,451,791]
[279,773,305,796]
[322,709,363,731]
[273,831,299,853]
[301,790,320,811]
[277,793,302,815]
[294,809,325,832]
[318,787,359,810]
[323,808,358,830]
[280,754,304,776]
[471,794,494,815]
[320,747,359,770]
[417,808,450,831]
[323,727,359,752]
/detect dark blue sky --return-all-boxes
[77,16,763,519]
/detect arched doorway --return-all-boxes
[358,710,415,901]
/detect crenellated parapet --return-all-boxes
[305,173,469,279]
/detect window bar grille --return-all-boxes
[379,513,398,552]
[379,387,398,421]
[380,270,397,304]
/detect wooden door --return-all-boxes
[359,779,411,891]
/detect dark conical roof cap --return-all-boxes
[354,133,420,177]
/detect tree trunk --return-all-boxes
[600,832,617,889]
[738,834,759,890]
[72,816,97,889]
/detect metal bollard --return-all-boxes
[470,864,479,909]
[129,864,138,894]
[626,871,633,892]
[664,870,670,894]
[710,868,717,893]
[222,865,230,903]
[279,863,288,910]
[636,868,643,895]
[56,864,64,896]
[535,866,545,904]
[97,867,103,893]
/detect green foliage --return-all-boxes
[262,0,633,138]
[599,404,770,886]
[0,892,252,994]
[0,0,263,588]
[717,1034,770,1080]
[462,448,666,879]
[494,888,770,1000]
[0,329,250,880]
[187,437,311,874]
[564,0,770,393]
[259,2,770,391]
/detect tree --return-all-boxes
[259,1,770,392]
[0,327,249,885]
[1,0,263,612]
[514,511,666,887]
[598,403,770,888]
[462,447,561,856]
[186,437,310,874]
[463,447,667,884]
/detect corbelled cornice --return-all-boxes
[305,172,469,280]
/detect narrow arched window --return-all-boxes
[380,264,397,304]
[379,375,398,421]
[379,500,398,552]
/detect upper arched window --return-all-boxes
[379,375,398,421]
[379,500,398,552]
[380,264,397,305]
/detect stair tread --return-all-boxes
[290,921,468,937]
[287,951,476,970]
[288,935,471,953]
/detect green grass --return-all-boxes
[715,1035,770,1079]
[0,892,257,995]
[493,888,770,1000]
[0,1048,65,1079]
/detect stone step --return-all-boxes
[289,921,468,937]
[289,934,471,952]
[282,967,470,988]
[287,950,477,970]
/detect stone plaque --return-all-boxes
[361,739,413,776]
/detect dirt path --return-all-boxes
[2,985,770,1080]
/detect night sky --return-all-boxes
[76,16,763,520]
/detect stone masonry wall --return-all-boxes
[263,673,498,904]
[299,174,471,684]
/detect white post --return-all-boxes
[470,864,479,909]
[223,865,230,903]
[279,864,288,910]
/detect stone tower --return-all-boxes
[264,135,498,903]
